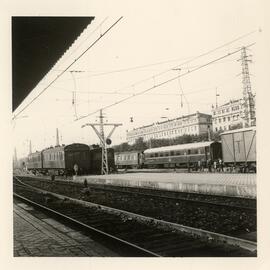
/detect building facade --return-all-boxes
[212,98,245,132]
[126,112,212,144]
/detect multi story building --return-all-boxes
[212,98,253,132]
[126,112,212,144]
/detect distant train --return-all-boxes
[27,143,115,175]
[115,127,256,172]
[115,141,222,169]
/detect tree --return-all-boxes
[132,137,147,151]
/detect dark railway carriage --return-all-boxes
[143,141,222,168]
[220,127,256,171]
[42,143,91,175]
[90,147,115,174]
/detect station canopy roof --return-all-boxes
[12,17,94,111]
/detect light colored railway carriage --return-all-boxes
[114,151,143,169]
[27,151,43,172]
[220,127,256,171]
[42,143,90,175]
[143,141,222,168]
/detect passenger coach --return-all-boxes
[114,151,144,169]
[143,141,222,168]
[42,143,91,175]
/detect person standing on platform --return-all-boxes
[207,159,212,172]
[219,158,224,172]
[213,160,217,172]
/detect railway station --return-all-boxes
[11,8,260,258]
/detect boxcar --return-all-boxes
[90,147,115,174]
[143,141,222,168]
[42,143,91,175]
[220,127,256,171]
[114,151,143,169]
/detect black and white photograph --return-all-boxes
[1,0,270,268]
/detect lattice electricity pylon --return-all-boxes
[238,46,255,127]
[81,110,122,175]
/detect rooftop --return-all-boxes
[128,111,211,132]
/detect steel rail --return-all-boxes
[13,177,257,253]
[14,175,256,211]
[14,191,160,257]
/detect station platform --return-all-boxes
[13,200,118,256]
[76,172,256,198]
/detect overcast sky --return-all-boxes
[12,1,265,158]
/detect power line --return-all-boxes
[75,43,255,121]
[12,17,123,120]
[53,57,238,82]
[59,17,109,67]
[49,71,240,97]
[54,30,258,96]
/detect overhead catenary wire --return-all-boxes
[52,57,239,83]
[75,42,255,121]
[13,28,257,122]
[86,30,258,95]
[49,71,241,97]
[12,16,123,121]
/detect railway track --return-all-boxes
[15,175,256,209]
[14,175,257,239]
[13,177,256,257]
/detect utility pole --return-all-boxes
[29,140,32,155]
[82,110,122,175]
[215,88,220,108]
[56,128,60,146]
[207,125,211,141]
[239,46,256,127]
[14,148,18,168]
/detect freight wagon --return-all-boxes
[220,126,256,172]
